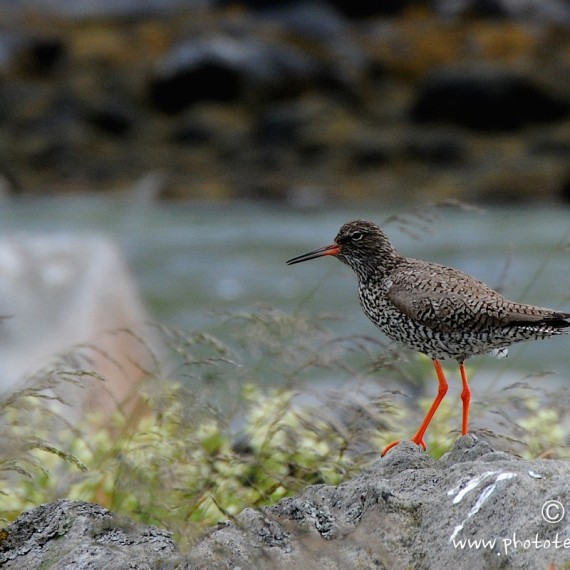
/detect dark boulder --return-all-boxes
[149,36,321,113]
[412,67,569,131]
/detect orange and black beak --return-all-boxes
[286,243,341,265]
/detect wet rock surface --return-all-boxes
[0,2,568,203]
[2,436,570,569]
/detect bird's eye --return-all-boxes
[351,231,364,241]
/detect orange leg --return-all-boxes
[382,359,449,456]
[459,361,470,435]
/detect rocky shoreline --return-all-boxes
[2,436,570,569]
[0,1,568,204]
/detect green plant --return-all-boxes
[1,309,568,550]
[0,311,406,547]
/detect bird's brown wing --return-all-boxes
[387,261,566,333]
[387,286,503,333]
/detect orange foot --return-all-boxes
[381,437,427,456]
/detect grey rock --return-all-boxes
[434,0,570,24]
[3,437,570,569]
[0,234,159,421]
[8,0,210,19]
[185,435,570,569]
[150,35,322,113]
[259,1,348,43]
[255,1,370,90]
[0,499,178,569]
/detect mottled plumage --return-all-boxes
[287,219,569,453]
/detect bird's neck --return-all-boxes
[349,249,402,283]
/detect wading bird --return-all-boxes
[287,220,569,454]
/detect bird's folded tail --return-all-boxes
[508,311,570,329]
[550,313,570,328]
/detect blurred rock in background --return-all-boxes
[0,0,568,205]
[0,234,157,422]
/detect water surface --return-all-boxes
[1,197,568,390]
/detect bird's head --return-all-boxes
[287,220,399,279]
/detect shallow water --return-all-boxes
[0,196,569,390]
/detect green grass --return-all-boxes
[0,308,568,550]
